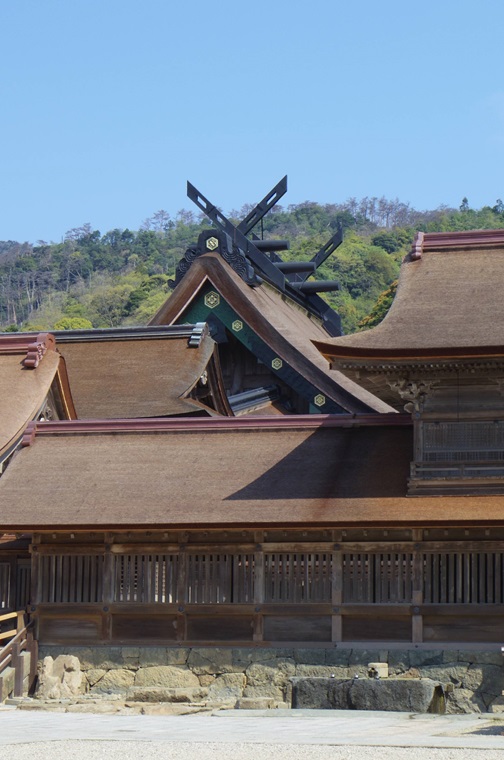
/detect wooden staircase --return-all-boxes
[0,611,37,702]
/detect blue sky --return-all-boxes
[2,0,504,242]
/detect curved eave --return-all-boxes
[313,341,504,364]
[0,350,76,462]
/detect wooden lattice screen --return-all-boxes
[343,553,413,603]
[0,563,10,609]
[40,555,104,603]
[114,554,178,603]
[264,553,331,602]
[35,549,504,607]
[423,552,504,604]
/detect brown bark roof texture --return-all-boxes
[58,333,217,418]
[1,418,497,530]
[314,230,504,361]
[0,350,60,458]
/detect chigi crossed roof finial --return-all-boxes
[171,177,344,336]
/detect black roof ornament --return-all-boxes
[172,177,344,336]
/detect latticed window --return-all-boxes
[264,553,332,602]
[114,554,178,603]
[186,554,254,603]
[40,555,104,603]
[342,553,413,603]
[423,552,504,604]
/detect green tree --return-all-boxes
[53,317,93,330]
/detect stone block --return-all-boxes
[463,664,503,703]
[85,668,107,687]
[41,647,123,671]
[164,648,190,666]
[291,678,350,709]
[461,651,503,666]
[0,667,15,702]
[324,649,351,667]
[488,695,504,713]
[295,665,348,679]
[37,655,84,699]
[198,674,216,687]
[187,648,239,675]
[244,660,296,702]
[445,687,485,714]
[121,648,140,668]
[387,650,410,674]
[349,678,442,713]
[135,665,199,688]
[127,686,207,703]
[349,650,386,666]
[66,703,122,714]
[368,663,389,678]
[207,673,246,705]
[292,677,445,713]
[417,664,467,685]
[90,668,135,694]
[236,697,275,709]
[409,650,444,668]
[137,648,167,667]
[293,649,326,665]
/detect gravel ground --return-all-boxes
[3,743,504,760]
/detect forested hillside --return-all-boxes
[1,196,503,334]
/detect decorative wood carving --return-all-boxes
[388,378,437,414]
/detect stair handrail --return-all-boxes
[0,611,36,700]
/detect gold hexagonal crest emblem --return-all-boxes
[232,320,243,332]
[271,357,283,371]
[314,394,326,407]
[206,236,219,251]
[204,291,220,309]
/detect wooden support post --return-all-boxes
[27,629,38,694]
[8,558,16,612]
[16,611,25,634]
[412,529,423,644]
[12,642,23,697]
[253,545,264,642]
[102,543,113,642]
[331,547,343,642]
[30,544,41,607]
[176,548,187,642]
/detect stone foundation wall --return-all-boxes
[36,646,504,713]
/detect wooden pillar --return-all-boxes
[8,557,16,612]
[27,628,38,694]
[30,536,42,607]
[102,541,113,642]
[253,533,264,642]
[331,544,343,642]
[12,642,23,697]
[412,529,423,643]
[176,546,187,641]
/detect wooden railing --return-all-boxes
[0,611,37,700]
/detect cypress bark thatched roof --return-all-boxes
[314,229,504,362]
[1,414,496,531]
